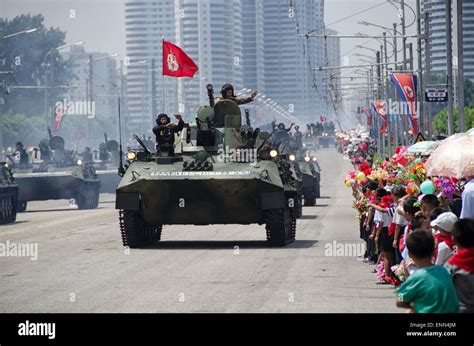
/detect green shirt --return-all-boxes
[396,265,459,313]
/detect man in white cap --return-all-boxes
[431,212,458,265]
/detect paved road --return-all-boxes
[0,147,399,312]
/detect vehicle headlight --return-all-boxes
[289,154,296,161]
[76,159,83,166]
[312,157,318,162]
[304,156,310,162]
[127,151,137,161]
[269,149,278,158]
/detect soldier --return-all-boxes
[153,113,184,156]
[38,139,52,163]
[216,83,257,105]
[276,122,294,133]
[293,125,303,149]
[82,147,93,163]
[15,142,29,167]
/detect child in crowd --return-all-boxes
[445,219,474,313]
[431,212,457,265]
[420,194,440,218]
[429,207,450,222]
[396,230,459,313]
[369,188,397,284]
[398,198,422,278]
[362,181,380,264]
[391,186,408,264]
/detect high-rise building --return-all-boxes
[124,0,332,129]
[124,0,177,133]
[260,0,326,124]
[324,28,341,114]
[423,0,474,81]
[61,46,119,136]
[174,0,244,114]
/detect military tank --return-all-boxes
[90,133,122,193]
[0,162,18,224]
[293,152,321,205]
[115,86,300,247]
[9,132,100,212]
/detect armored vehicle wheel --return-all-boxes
[0,192,17,224]
[119,210,162,248]
[303,189,316,206]
[315,182,321,199]
[265,208,296,247]
[76,185,99,210]
[17,201,27,212]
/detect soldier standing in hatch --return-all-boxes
[153,113,184,156]
[293,125,303,149]
[15,142,29,167]
[216,83,257,105]
[82,147,93,163]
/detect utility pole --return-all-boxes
[119,59,125,141]
[393,23,399,147]
[383,32,392,155]
[424,12,433,139]
[151,58,157,123]
[446,0,455,135]
[376,51,382,156]
[401,0,408,70]
[380,45,386,156]
[456,0,465,132]
[416,0,424,135]
[88,54,93,141]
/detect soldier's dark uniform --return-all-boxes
[153,113,184,156]
[215,83,255,105]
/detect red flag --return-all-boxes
[162,40,198,78]
[371,101,388,134]
[390,73,418,134]
[53,104,67,131]
[320,115,327,122]
[363,108,372,126]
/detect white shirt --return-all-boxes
[374,208,394,228]
[435,242,453,265]
[392,209,408,227]
[461,179,474,219]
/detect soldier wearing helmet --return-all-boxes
[215,83,257,105]
[153,113,184,156]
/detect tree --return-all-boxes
[0,14,74,118]
[2,113,45,147]
[433,107,474,135]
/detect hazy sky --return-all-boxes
[1,0,418,72]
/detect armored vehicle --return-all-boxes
[9,133,100,212]
[116,87,300,247]
[0,162,18,224]
[90,134,122,193]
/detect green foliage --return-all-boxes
[0,14,73,117]
[2,113,46,147]
[433,107,474,134]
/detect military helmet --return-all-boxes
[157,113,170,125]
[221,83,235,98]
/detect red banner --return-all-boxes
[371,101,388,134]
[162,40,198,78]
[363,108,372,126]
[390,73,418,134]
[53,104,67,131]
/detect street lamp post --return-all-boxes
[44,41,84,131]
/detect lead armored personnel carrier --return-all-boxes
[10,133,100,211]
[116,85,300,247]
[0,162,18,224]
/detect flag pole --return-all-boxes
[162,36,165,113]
